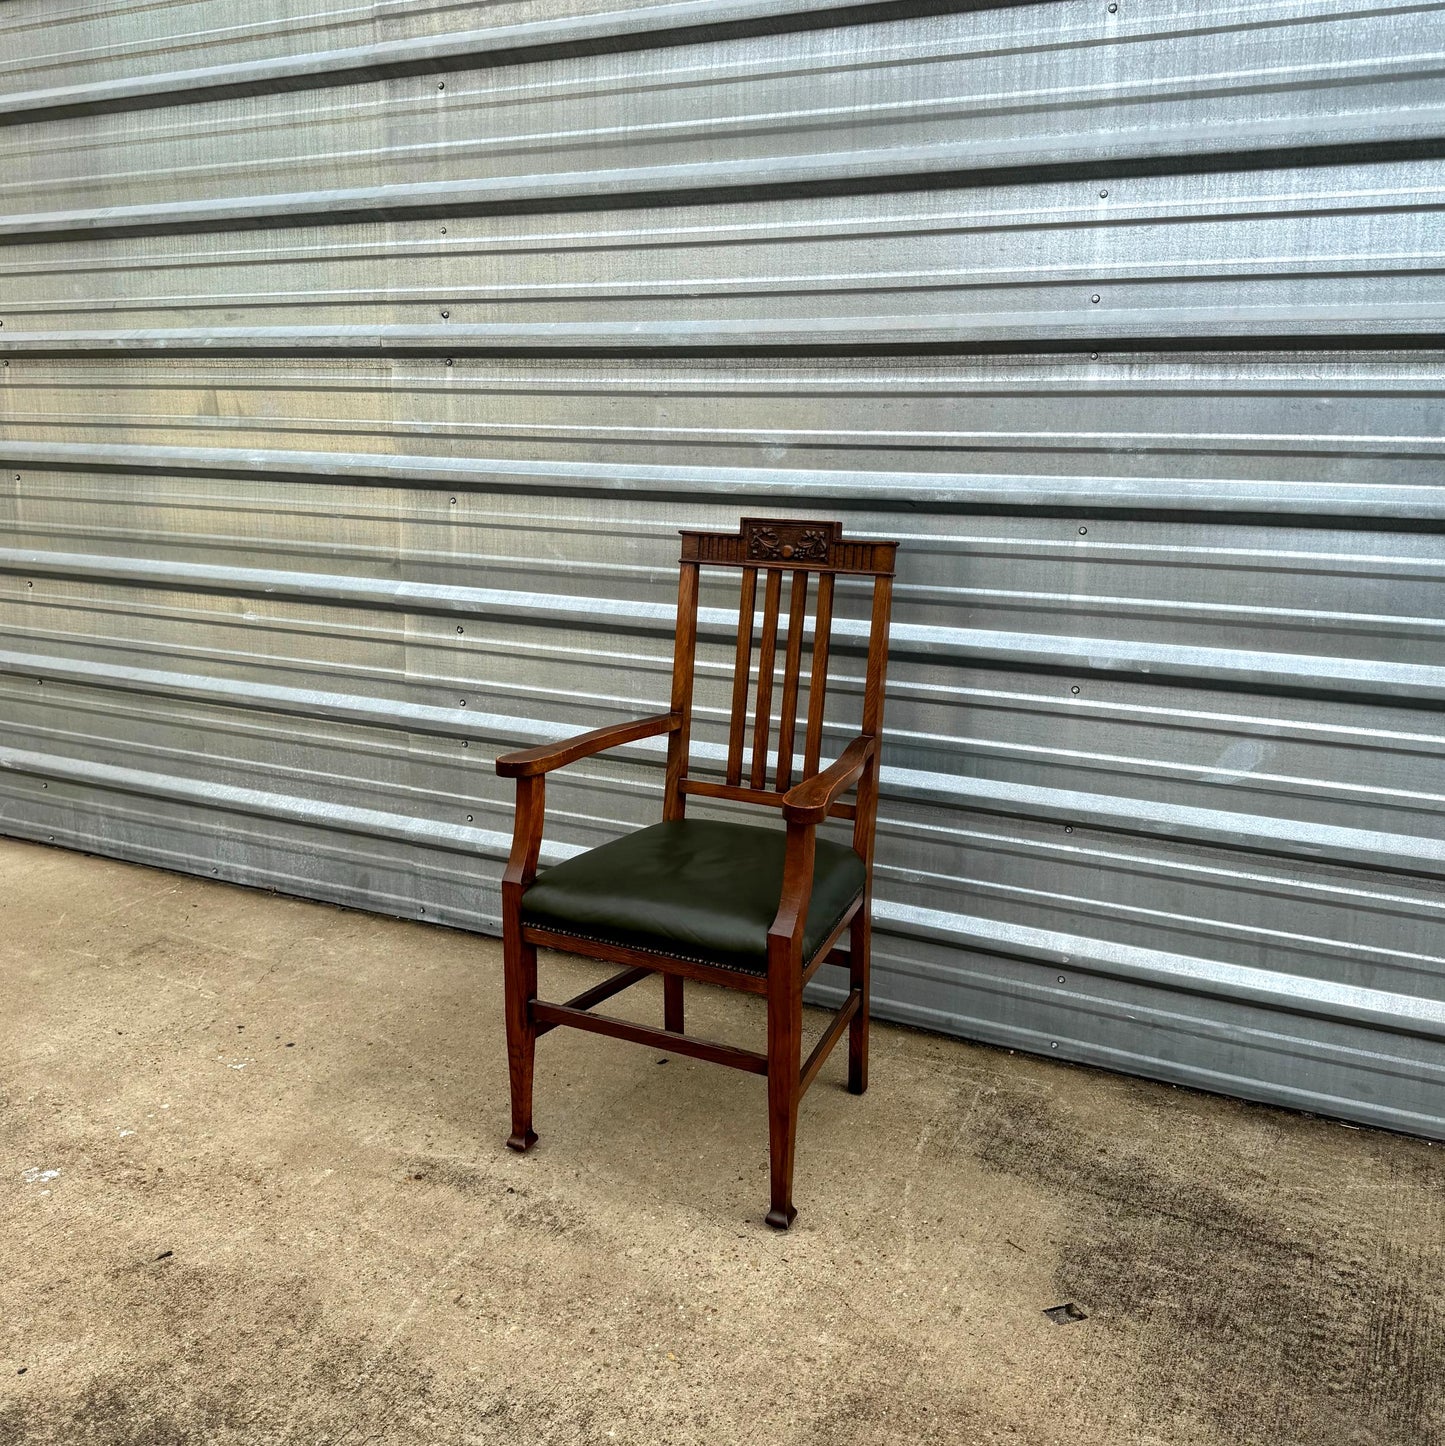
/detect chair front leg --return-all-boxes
[765,820,816,1229]
[504,925,539,1152]
[502,775,546,1152]
[765,934,803,1228]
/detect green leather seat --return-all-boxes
[521,818,866,975]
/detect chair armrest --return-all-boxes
[780,735,876,825]
[495,711,679,779]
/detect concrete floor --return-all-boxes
[1,838,1442,1446]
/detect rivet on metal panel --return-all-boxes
[1064,826,1074,834]
[437,82,445,91]
[440,227,447,235]
[441,311,450,319]
[459,699,467,707]
[445,359,454,366]
[1090,352,1098,360]
[456,625,464,634]
[1107,2,1117,11]
[41,783,47,789]
[461,741,469,749]
[1058,976,1066,984]
[1049,1042,1058,1050]
[467,815,474,822]
[1091,294,1101,303]
[26,581,32,588]
[1078,526,1088,535]
[1071,686,1080,694]
[449,497,457,505]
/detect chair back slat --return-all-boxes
[670,518,897,826]
[725,567,758,786]
[749,568,784,790]
[773,569,809,791]
[802,571,835,779]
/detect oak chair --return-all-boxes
[494,517,897,1228]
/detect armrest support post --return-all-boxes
[502,774,547,902]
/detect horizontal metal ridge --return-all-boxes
[3,546,1443,705]
[3,441,1443,520]
[0,644,1440,880]
[6,108,1445,244]
[5,303,1445,353]
[3,730,1438,1026]
[873,899,1445,1041]
[886,766,1445,879]
[0,742,517,859]
[0,0,985,125]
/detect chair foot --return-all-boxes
[764,1205,797,1231]
[847,1077,867,1097]
[505,1130,539,1153]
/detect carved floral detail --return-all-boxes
[747,525,832,563]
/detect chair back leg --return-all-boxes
[664,975,685,1034]
[504,929,539,1152]
[848,909,871,1096]
[765,940,803,1229]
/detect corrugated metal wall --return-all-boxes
[2,0,1443,1136]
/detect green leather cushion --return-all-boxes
[521,818,866,974]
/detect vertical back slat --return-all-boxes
[726,567,757,786]
[662,560,700,821]
[774,570,809,790]
[852,574,894,862]
[749,568,784,789]
[802,571,835,778]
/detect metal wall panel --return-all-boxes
[1,0,1442,1137]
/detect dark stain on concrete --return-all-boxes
[963,1079,1445,1446]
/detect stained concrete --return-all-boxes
[1,837,1441,1446]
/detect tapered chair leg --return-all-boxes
[504,931,539,1152]
[765,950,803,1229]
[848,909,871,1096]
[664,974,684,1034]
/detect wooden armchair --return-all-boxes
[494,518,897,1228]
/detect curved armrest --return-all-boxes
[496,711,678,779]
[781,734,876,825]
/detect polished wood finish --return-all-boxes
[782,734,875,826]
[535,965,653,1037]
[749,568,783,790]
[800,990,861,1099]
[533,1001,770,1074]
[774,570,808,790]
[496,711,677,778]
[803,571,835,779]
[726,567,757,787]
[494,516,898,1228]
[680,777,855,821]
[523,924,770,995]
